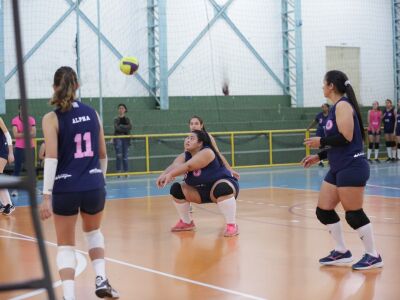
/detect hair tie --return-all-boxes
[344,80,351,87]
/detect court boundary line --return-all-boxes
[0,234,87,300]
[0,228,267,300]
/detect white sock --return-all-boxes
[393,148,397,159]
[173,201,192,224]
[92,259,106,279]
[62,280,75,300]
[387,147,392,158]
[326,221,347,253]
[374,149,379,159]
[0,189,12,206]
[367,149,372,159]
[217,196,236,224]
[397,148,400,159]
[356,223,378,257]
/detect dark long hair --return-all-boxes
[189,115,206,131]
[51,66,79,112]
[191,129,223,164]
[324,70,365,140]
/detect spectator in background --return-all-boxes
[367,101,382,163]
[11,104,36,197]
[306,103,330,167]
[113,104,132,175]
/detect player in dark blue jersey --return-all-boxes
[189,116,240,179]
[39,66,118,299]
[156,130,239,237]
[302,70,383,270]
[0,117,15,215]
[382,99,396,161]
[306,103,330,167]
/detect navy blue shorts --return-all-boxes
[324,159,370,187]
[193,178,239,204]
[0,144,8,160]
[52,187,106,216]
[383,126,395,134]
[367,130,380,136]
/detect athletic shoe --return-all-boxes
[318,161,324,167]
[11,190,18,197]
[391,158,397,162]
[224,224,239,237]
[2,204,15,216]
[367,159,373,164]
[352,253,383,270]
[319,250,353,265]
[385,158,392,163]
[171,220,196,232]
[374,159,381,163]
[95,276,119,299]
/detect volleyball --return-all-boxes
[119,56,139,75]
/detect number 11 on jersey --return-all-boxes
[74,132,94,158]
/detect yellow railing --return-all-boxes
[103,129,313,176]
[30,127,376,178]
[32,129,316,177]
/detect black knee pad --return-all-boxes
[368,143,373,149]
[345,209,370,230]
[213,182,234,198]
[170,182,185,200]
[315,207,340,225]
[385,141,391,148]
[398,143,400,149]
[391,141,397,147]
[374,143,379,149]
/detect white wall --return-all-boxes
[3,0,394,107]
[4,0,149,99]
[302,0,394,107]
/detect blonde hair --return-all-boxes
[51,66,78,112]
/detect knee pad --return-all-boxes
[85,229,104,250]
[391,141,397,147]
[398,143,400,149]
[374,143,379,149]
[213,182,234,198]
[170,182,185,200]
[56,246,77,270]
[368,143,373,149]
[345,209,370,230]
[315,207,340,225]
[385,141,391,148]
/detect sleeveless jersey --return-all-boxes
[368,109,382,131]
[184,147,234,187]
[53,101,105,193]
[383,108,395,132]
[325,97,365,173]
[396,113,400,136]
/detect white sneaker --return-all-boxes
[11,190,18,197]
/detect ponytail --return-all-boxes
[325,70,365,140]
[51,66,79,112]
[345,84,365,140]
[192,130,223,165]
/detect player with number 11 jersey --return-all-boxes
[53,100,105,193]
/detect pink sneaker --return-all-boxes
[171,220,196,232]
[224,224,239,237]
